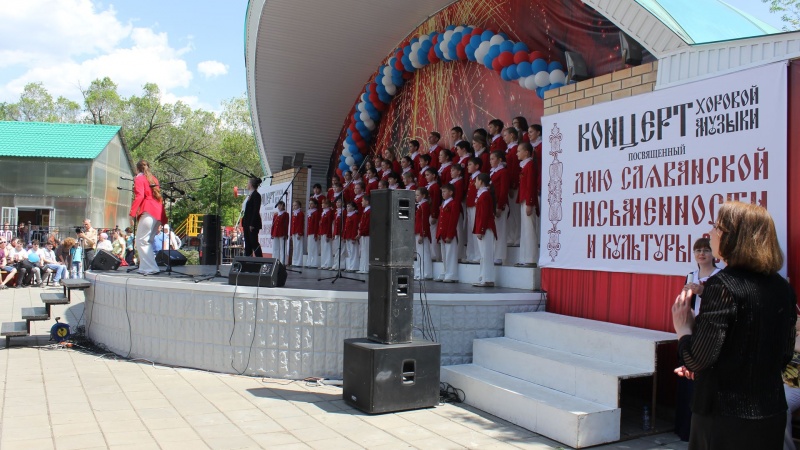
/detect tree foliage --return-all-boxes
[763,0,800,30]
[2,79,263,228]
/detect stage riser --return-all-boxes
[84,274,545,379]
[295,245,534,269]
[431,263,540,290]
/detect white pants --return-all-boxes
[520,204,539,265]
[136,212,160,274]
[291,235,303,267]
[441,239,459,281]
[494,208,508,263]
[456,212,466,260]
[358,236,370,272]
[345,240,359,271]
[306,236,319,268]
[429,222,441,261]
[466,207,480,262]
[320,237,332,268]
[331,236,343,270]
[414,236,432,279]
[507,189,520,245]
[477,229,496,283]
[273,236,286,265]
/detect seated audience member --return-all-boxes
[36,240,67,285]
[0,238,17,289]
[124,227,135,265]
[473,173,497,287]
[9,238,40,286]
[290,200,305,267]
[96,232,114,252]
[111,229,126,260]
[356,194,371,274]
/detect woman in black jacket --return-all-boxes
[241,178,263,257]
[673,201,796,449]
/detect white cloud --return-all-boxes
[197,60,229,78]
[0,0,195,105]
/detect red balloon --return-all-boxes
[514,51,528,65]
[428,47,440,64]
[498,51,514,67]
[402,71,413,80]
[349,122,357,133]
[460,34,471,46]
[336,168,343,179]
[394,58,404,71]
[471,27,483,36]
[374,100,386,112]
[432,34,439,44]
[456,42,467,60]
[529,51,545,62]
[355,140,366,150]
[352,131,363,142]
[369,92,379,104]
[368,83,378,95]
[492,58,502,72]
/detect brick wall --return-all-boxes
[271,167,310,207]
[543,61,658,116]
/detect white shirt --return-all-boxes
[531,137,542,147]
[691,268,722,316]
[477,187,489,198]
[96,240,113,252]
[520,157,532,169]
[490,164,506,176]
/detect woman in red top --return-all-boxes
[436,184,459,283]
[129,159,166,275]
[414,187,432,280]
[423,168,442,262]
[473,173,496,287]
[513,116,530,143]
[290,200,304,267]
[305,198,321,268]
[343,201,360,272]
[356,194,371,274]
[489,151,510,265]
[270,201,289,265]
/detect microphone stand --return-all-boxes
[318,191,364,284]
[158,180,199,280]
[189,150,260,282]
[118,185,142,273]
[274,166,309,274]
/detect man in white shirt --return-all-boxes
[35,240,67,285]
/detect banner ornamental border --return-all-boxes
[547,123,564,261]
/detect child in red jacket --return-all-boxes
[356,194,371,274]
[306,198,320,268]
[290,200,305,267]
[516,142,539,267]
[473,173,496,287]
[490,151,510,265]
[423,168,441,262]
[331,198,345,271]
[414,187,432,280]
[319,198,334,269]
[344,201,360,272]
[270,201,289,265]
[436,184,459,282]
[464,157,482,263]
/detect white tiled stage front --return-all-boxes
[84,267,544,379]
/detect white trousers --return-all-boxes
[136,212,160,274]
[414,237,432,279]
[429,222,441,260]
[273,236,286,265]
[456,212,466,260]
[331,236,343,270]
[520,204,539,265]
[291,235,303,267]
[320,237,332,268]
[507,189,520,245]
[358,236,370,272]
[477,229,496,283]
[465,207,480,262]
[345,240,359,271]
[306,236,319,268]
[441,239,459,281]
[494,208,508,262]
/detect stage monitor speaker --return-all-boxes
[369,189,415,266]
[619,32,644,66]
[90,249,121,271]
[228,256,287,287]
[200,214,220,266]
[367,266,413,344]
[156,249,187,266]
[565,51,590,83]
[343,338,440,414]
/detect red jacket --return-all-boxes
[466,173,479,208]
[391,160,402,174]
[438,162,453,186]
[414,200,431,240]
[456,155,469,168]
[533,140,543,200]
[307,208,320,236]
[473,190,497,237]
[344,211,360,240]
[426,182,441,219]
[271,211,289,238]
[353,193,364,212]
[358,207,371,236]
[333,209,344,236]
[343,182,356,203]
[366,178,379,194]
[130,173,167,223]
[449,177,465,215]
[310,193,325,206]
[517,158,538,209]
[411,152,421,172]
[489,135,505,152]
[436,198,459,242]
[417,167,430,188]
[291,210,305,236]
[474,149,490,174]
[506,143,520,190]
[429,145,441,170]
[490,166,510,211]
[319,209,334,238]
[405,182,417,191]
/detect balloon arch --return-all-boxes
[338,24,567,173]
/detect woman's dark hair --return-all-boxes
[514,116,530,131]
[456,140,473,154]
[402,156,413,165]
[473,128,488,141]
[715,201,783,274]
[367,168,378,178]
[505,127,519,140]
[439,149,453,161]
[693,237,717,269]
[136,160,162,202]
[450,164,463,174]
[419,154,431,164]
[469,156,483,169]
[476,173,496,211]
[387,172,404,189]
[249,178,262,190]
[471,135,488,150]
[423,167,439,182]
[490,150,506,162]
[416,187,429,198]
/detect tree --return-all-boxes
[17,82,56,122]
[763,0,800,30]
[81,77,122,125]
[0,102,19,121]
[55,96,81,123]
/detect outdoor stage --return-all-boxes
[84,265,544,380]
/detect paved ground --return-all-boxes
[0,284,689,450]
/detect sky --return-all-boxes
[0,0,789,114]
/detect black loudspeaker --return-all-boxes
[368,266,413,344]
[90,249,121,271]
[156,250,187,266]
[369,189,415,266]
[565,51,590,83]
[200,214,220,266]
[343,338,441,414]
[228,256,287,287]
[619,31,644,66]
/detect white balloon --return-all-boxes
[518,77,526,87]
[490,34,504,45]
[475,41,491,61]
[345,156,355,166]
[382,76,393,87]
[454,25,465,33]
[444,30,454,42]
[386,84,397,96]
[439,41,449,59]
[342,148,352,157]
[383,66,392,77]
[549,69,566,85]
[411,42,421,53]
[419,34,429,42]
[524,75,538,90]
[358,102,367,113]
[360,111,370,122]
[534,71,550,87]
[409,50,419,63]
[364,119,375,130]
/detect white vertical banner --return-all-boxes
[257,181,292,257]
[540,62,787,275]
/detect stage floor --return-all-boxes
[97,264,538,295]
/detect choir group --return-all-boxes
[267,117,543,288]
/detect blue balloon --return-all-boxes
[375,74,384,86]
[365,101,377,114]
[376,83,387,96]
[549,82,564,90]
[465,44,476,61]
[403,45,412,56]
[483,53,494,69]
[469,35,481,48]
[548,61,564,72]
[517,61,533,77]
[410,37,418,45]
[500,67,510,81]
[536,86,545,98]
[481,30,494,42]
[488,45,501,60]
[507,64,518,79]
[368,109,381,122]
[339,162,349,171]
[445,24,456,31]
[512,42,529,54]
[356,122,368,135]
[361,93,369,103]
[499,41,514,53]
[451,32,462,45]
[434,42,445,60]
[418,49,430,65]
[345,137,356,147]
[499,32,509,40]
[531,58,548,74]
[392,75,404,87]
[421,40,433,51]
[462,27,473,35]
[378,91,391,105]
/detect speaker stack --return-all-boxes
[343,189,440,414]
[199,214,220,266]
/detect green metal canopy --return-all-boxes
[0,121,121,159]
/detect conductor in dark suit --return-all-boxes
[241,178,263,257]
